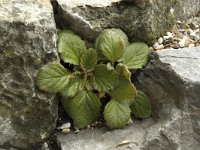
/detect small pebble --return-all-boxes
[163,35,172,40]
[155,44,164,50]
[188,22,197,30]
[152,16,200,51]
[195,28,200,34]
[62,128,70,134]
[190,31,196,37]
[164,43,171,49]
[74,129,80,133]
[166,32,173,37]
[57,122,71,130]
[171,43,180,49]
[176,21,189,29]
[42,142,49,150]
[149,47,154,52]
[179,39,186,48]
[190,36,199,41]
[158,37,164,44]
[153,42,159,49]
[173,37,182,42]
[163,38,173,45]
[176,32,184,38]
[127,119,133,125]
[176,20,182,24]
[195,42,200,46]
[189,43,195,47]
[188,28,194,35]
[178,29,186,33]
[87,125,91,129]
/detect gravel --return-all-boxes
[151,14,200,51]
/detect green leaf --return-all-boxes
[109,76,137,101]
[110,28,129,47]
[122,42,149,69]
[59,74,85,97]
[36,62,70,93]
[61,91,101,129]
[91,64,119,92]
[80,48,97,71]
[116,63,131,80]
[95,32,108,61]
[96,29,125,63]
[104,100,131,129]
[60,96,72,117]
[130,90,151,118]
[58,30,86,65]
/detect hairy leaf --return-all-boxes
[58,30,86,65]
[36,62,70,93]
[110,76,137,101]
[96,30,125,63]
[80,48,97,71]
[91,64,119,92]
[116,63,131,80]
[122,42,149,69]
[110,28,129,47]
[104,100,131,129]
[95,33,108,61]
[61,91,101,129]
[60,96,72,117]
[130,90,151,118]
[59,74,85,97]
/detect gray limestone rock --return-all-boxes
[173,0,200,20]
[134,46,200,148]
[57,47,200,150]
[56,0,200,44]
[0,0,58,149]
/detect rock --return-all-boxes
[57,122,71,130]
[153,42,159,49]
[188,22,198,30]
[155,44,164,51]
[174,0,200,20]
[179,38,186,47]
[166,32,173,37]
[134,47,200,146]
[157,37,164,45]
[163,35,173,40]
[57,119,155,150]
[170,43,180,49]
[51,0,58,9]
[0,0,58,149]
[163,43,171,49]
[57,47,200,150]
[57,113,199,150]
[61,128,71,134]
[41,142,49,150]
[189,43,195,47]
[56,0,200,44]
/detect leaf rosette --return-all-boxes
[36,29,151,129]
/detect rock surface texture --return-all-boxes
[56,0,200,44]
[0,0,58,149]
[134,46,200,149]
[57,47,200,150]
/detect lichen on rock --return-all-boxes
[0,0,58,149]
[55,0,200,45]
